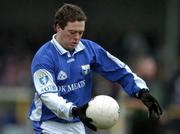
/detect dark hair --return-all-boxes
[54,3,87,30]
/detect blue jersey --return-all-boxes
[29,35,148,130]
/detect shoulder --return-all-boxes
[80,39,103,50]
[33,41,55,60]
[32,41,55,69]
[36,41,55,56]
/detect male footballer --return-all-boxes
[28,3,162,134]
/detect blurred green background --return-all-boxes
[0,0,179,134]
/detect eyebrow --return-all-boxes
[68,29,84,32]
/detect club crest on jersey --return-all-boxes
[39,75,49,85]
[81,64,90,75]
[57,70,68,80]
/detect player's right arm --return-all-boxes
[33,69,74,120]
[32,64,96,130]
[31,50,74,120]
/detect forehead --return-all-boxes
[65,21,85,30]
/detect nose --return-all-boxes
[74,33,81,41]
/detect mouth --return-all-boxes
[72,41,78,45]
[69,42,78,48]
[71,41,79,47]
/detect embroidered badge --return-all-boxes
[57,70,68,80]
[81,64,90,75]
[39,75,49,85]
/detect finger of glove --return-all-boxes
[148,107,160,120]
[83,121,97,131]
[85,117,93,122]
[81,116,96,131]
[153,102,163,116]
[148,104,162,120]
[143,96,162,114]
[148,107,153,119]
[81,116,93,123]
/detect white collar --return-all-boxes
[51,34,85,55]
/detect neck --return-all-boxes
[55,34,62,45]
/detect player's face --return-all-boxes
[56,21,85,50]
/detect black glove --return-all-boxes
[71,103,97,131]
[138,89,163,119]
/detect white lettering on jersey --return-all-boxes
[58,80,86,93]
[59,85,67,92]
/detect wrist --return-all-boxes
[137,89,149,99]
[71,107,78,117]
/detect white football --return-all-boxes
[86,95,120,129]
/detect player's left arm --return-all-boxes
[92,45,162,118]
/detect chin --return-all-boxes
[71,44,78,48]
[67,46,76,50]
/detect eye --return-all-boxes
[69,31,76,35]
[69,30,84,36]
[79,31,83,35]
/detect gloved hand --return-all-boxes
[72,103,97,131]
[138,89,163,119]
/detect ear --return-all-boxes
[55,24,62,32]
